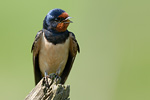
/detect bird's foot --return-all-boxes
[43,73,62,88]
[43,75,50,88]
[43,72,51,88]
[48,73,61,85]
[49,73,57,80]
[54,74,61,85]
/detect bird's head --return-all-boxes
[43,8,72,32]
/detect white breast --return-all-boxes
[39,33,70,76]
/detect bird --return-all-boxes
[31,8,80,85]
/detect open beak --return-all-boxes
[63,17,73,23]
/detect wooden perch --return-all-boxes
[25,74,70,100]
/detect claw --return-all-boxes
[54,75,61,84]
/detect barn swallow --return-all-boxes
[31,8,80,85]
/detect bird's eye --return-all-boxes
[54,17,65,22]
[57,18,61,21]
[54,18,59,21]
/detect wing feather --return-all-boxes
[60,32,80,84]
[31,30,43,85]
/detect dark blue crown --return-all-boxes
[48,9,65,18]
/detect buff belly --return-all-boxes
[39,34,70,77]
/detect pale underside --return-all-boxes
[39,33,70,76]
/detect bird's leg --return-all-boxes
[54,72,61,85]
[44,71,50,87]
[45,71,49,78]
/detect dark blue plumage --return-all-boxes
[47,9,65,19]
[43,29,69,45]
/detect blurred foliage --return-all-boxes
[0,0,150,100]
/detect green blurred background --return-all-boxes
[0,0,150,100]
